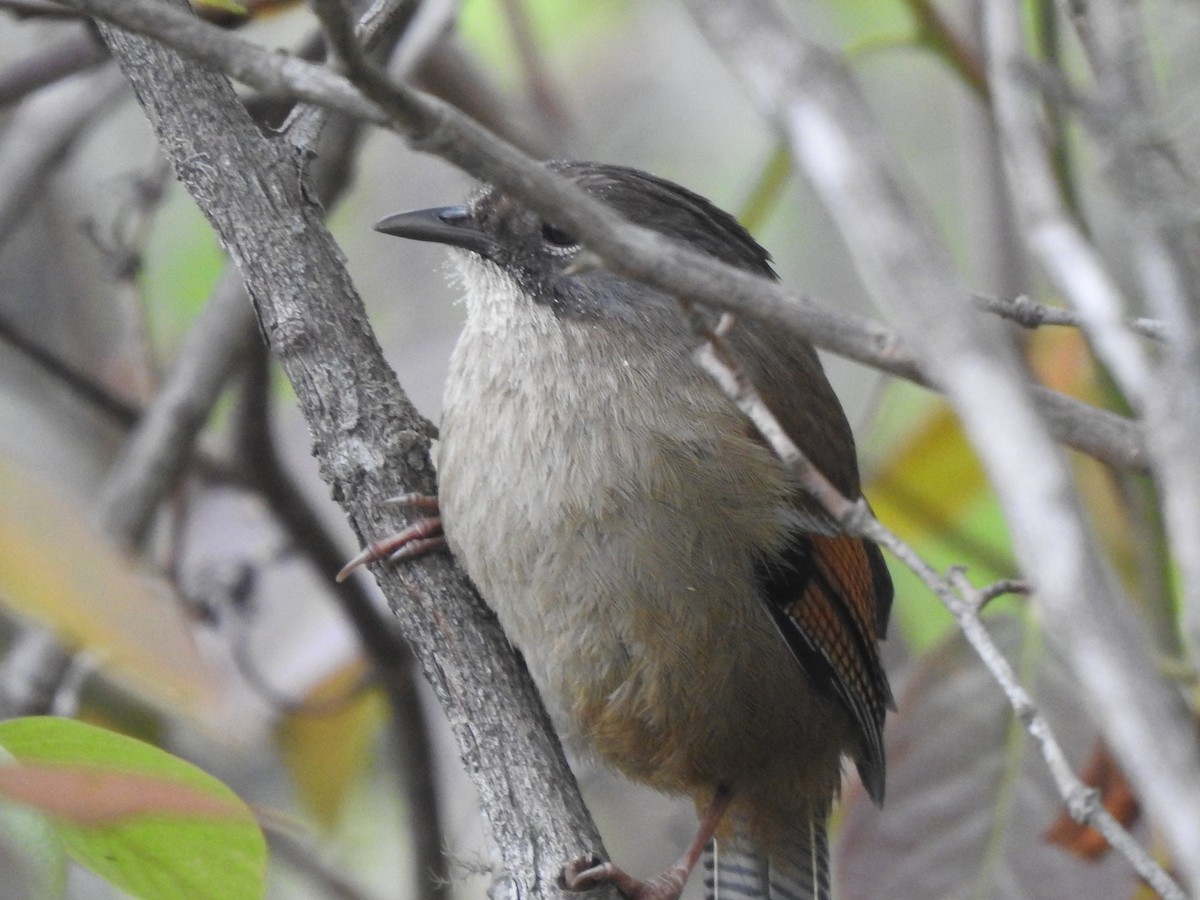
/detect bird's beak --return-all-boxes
[374,206,496,256]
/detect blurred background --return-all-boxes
[0,0,1191,897]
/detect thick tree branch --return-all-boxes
[51,0,1200,887]
[90,6,609,899]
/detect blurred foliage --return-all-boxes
[276,658,384,830]
[458,0,631,78]
[0,460,222,717]
[139,190,227,355]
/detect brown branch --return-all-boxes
[51,0,1149,473]
[902,0,988,101]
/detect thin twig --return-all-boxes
[496,0,570,131]
[0,312,140,426]
[973,292,1166,341]
[262,815,384,900]
[691,327,1183,900]
[902,0,988,101]
[686,2,1200,889]
[984,0,1151,412]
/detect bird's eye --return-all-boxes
[541,221,578,249]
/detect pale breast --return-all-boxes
[437,263,849,794]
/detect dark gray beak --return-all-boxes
[374,206,495,256]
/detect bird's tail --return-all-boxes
[702,811,830,900]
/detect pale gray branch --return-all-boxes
[0,65,125,248]
[93,267,257,546]
[973,293,1166,342]
[983,0,1151,408]
[47,0,1200,888]
[684,0,1200,891]
[1062,0,1200,678]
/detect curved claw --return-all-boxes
[562,854,687,900]
[561,786,731,900]
[336,514,444,582]
[384,492,441,512]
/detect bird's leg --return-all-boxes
[563,786,733,900]
[336,493,445,582]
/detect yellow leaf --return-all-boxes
[275,658,383,829]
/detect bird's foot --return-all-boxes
[336,493,444,582]
[562,854,687,900]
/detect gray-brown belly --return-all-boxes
[437,373,850,799]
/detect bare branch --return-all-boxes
[0,311,140,426]
[684,0,1200,889]
[983,0,1152,408]
[0,64,126,249]
[263,815,384,900]
[92,267,258,547]
[49,0,1200,886]
[50,0,1149,474]
[972,292,1166,342]
[1061,0,1200,679]
[693,329,1183,900]
[90,4,611,897]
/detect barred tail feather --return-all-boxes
[703,838,767,900]
[703,814,830,900]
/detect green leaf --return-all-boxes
[0,718,266,900]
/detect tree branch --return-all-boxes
[983,0,1152,408]
[90,4,610,898]
[1058,0,1200,681]
[683,0,1200,890]
[972,292,1166,342]
[51,0,1149,473]
[693,325,1183,900]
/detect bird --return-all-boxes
[345,162,893,900]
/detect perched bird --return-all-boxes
[349,162,893,900]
